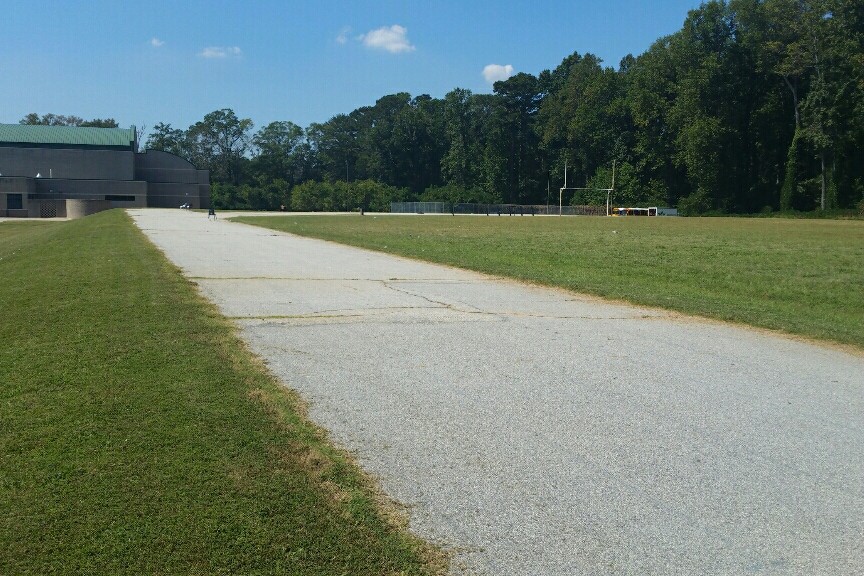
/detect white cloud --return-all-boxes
[483,64,514,84]
[199,46,242,59]
[359,25,415,54]
[336,27,350,45]
[150,37,164,48]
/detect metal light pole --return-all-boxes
[559,159,567,216]
[546,178,550,214]
[606,160,616,216]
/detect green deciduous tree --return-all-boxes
[145,122,189,158]
[250,121,305,185]
[145,0,863,213]
[19,113,118,128]
[186,109,253,184]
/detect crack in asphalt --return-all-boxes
[192,273,665,323]
[382,280,485,314]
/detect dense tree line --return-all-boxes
[60,1,864,214]
[20,113,119,128]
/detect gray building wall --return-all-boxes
[0,176,146,216]
[17,199,114,219]
[0,177,35,216]
[66,199,113,219]
[146,182,207,208]
[0,147,210,217]
[33,178,147,201]
[26,198,66,218]
[136,150,210,209]
[0,147,135,181]
[0,176,36,194]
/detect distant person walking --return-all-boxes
[208,206,217,220]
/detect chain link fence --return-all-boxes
[390,202,606,216]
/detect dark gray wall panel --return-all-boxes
[0,177,36,194]
[0,148,134,180]
[136,150,199,170]
[34,178,146,198]
[147,182,204,208]
[136,167,200,184]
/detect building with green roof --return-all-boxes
[0,124,209,218]
[0,124,137,149]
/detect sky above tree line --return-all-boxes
[3,0,702,135]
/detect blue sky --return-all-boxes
[2,0,703,135]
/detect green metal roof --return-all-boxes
[0,124,136,148]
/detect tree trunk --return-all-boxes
[820,152,826,210]
[782,75,800,130]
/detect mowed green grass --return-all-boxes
[235,214,864,349]
[0,211,443,575]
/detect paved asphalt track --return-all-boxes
[130,209,863,576]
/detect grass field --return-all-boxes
[235,214,864,350]
[0,211,443,575]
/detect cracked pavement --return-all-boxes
[130,209,864,576]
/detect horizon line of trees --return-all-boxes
[19,113,120,129]
[20,1,864,215]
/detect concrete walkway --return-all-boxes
[130,209,863,576]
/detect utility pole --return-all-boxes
[560,159,567,216]
[546,178,550,213]
[606,160,616,216]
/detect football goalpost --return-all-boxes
[559,160,616,216]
